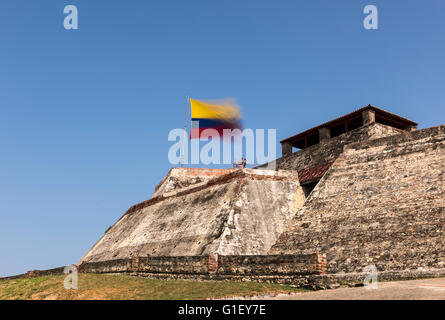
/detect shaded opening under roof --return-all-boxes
[281,105,417,150]
[375,114,407,130]
[301,180,320,198]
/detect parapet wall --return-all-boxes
[4,256,444,290]
[78,254,326,276]
[0,254,330,289]
[76,253,444,290]
[217,254,327,275]
[0,267,65,282]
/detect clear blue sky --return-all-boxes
[1,0,444,276]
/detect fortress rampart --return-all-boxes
[5,106,442,289]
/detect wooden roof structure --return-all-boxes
[281,105,418,149]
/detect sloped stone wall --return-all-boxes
[270,126,445,274]
[79,170,304,264]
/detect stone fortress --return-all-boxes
[76,105,444,288]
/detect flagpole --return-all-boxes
[181,96,190,168]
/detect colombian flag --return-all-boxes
[190,98,242,139]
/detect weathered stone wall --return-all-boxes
[79,169,305,264]
[76,254,445,290]
[259,122,403,172]
[79,256,212,274]
[4,257,443,290]
[270,126,445,274]
[217,254,326,275]
[78,253,325,276]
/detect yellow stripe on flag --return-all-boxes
[190,98,241,120]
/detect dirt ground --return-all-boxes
[218,278,445,300]
[249,277,445,300]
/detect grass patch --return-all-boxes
[0,274,308,300]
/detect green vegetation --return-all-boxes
[0,274,307,300]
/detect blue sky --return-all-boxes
[1,0,444,276]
